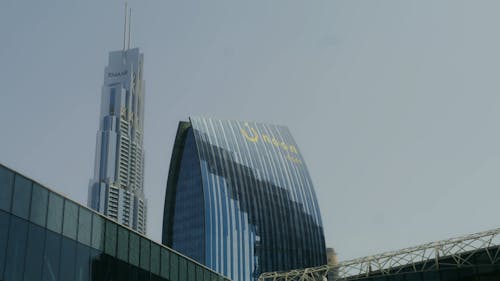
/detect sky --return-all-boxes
[2,0,500,262]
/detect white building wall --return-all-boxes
[88,48,147,234]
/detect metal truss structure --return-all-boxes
[258,227,500,281]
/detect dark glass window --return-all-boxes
[24,223,46,281]
[89,248,102,280]
[59,237,77,280]
[441,269,459,280]
[129,232,140,267]
[47,193,64,233]
[160,247,170,279]
[422,271,440,280]
[116,259,129,281]
[150,243,160,275]
[0,211,10,280]
[140,236,151,270]
[109,88,116,114]
[0,167,14,211]
[30,183,48,227]
[4,216,29,281]
[101,254,118,281]
[459,266,477,280]
[12,174,32,219]
[91,213,104,250]
[104,220,117,257]
[404,272,422,281]
[117,226,129,262]
[75,243,91,281]
[63,199,78,239]
[42,230,61,281]
[78,207,92,246]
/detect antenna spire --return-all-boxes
[123,2,128,53]
[128,8,132,50]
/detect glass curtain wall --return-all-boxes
[0,164,230,281]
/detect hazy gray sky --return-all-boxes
[2,1,500,261]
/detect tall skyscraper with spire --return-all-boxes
[88,7,147,234]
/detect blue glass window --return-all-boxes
[171,128,205,264]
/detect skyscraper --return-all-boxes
[162,117,326,281]
[88,47,147,234]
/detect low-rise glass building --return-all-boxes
[0,163,230,281]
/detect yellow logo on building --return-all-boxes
[240,123,302,164]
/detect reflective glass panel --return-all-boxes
[77,207,92,246]
[4,216,28,281]
[171,253,179,281]
[30,183,48,227]
[23,223,46,281]
[0,167,14,211]
[42,230,61,281]
[117,225,129,262]
[129,232,140,267]
[75,243,91,281]
[0,211,10,280]
[196,265,204,281]
[187,261,195,281]
[59,237,77,280]
[47,192,64,233]
[140,236,150,270]
[179,257,187,281]
[150,243,160,275]
[12,174,32,219]
[91,213,104,250]
[160,247,170,279]
[63,199,78,239]
[104,220,117,257]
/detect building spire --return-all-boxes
[128,7,132,50]
[123,2,128,54]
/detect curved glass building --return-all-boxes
[162,117,326,281]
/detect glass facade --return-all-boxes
[0,163,229,281]
[163,117,327,281]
